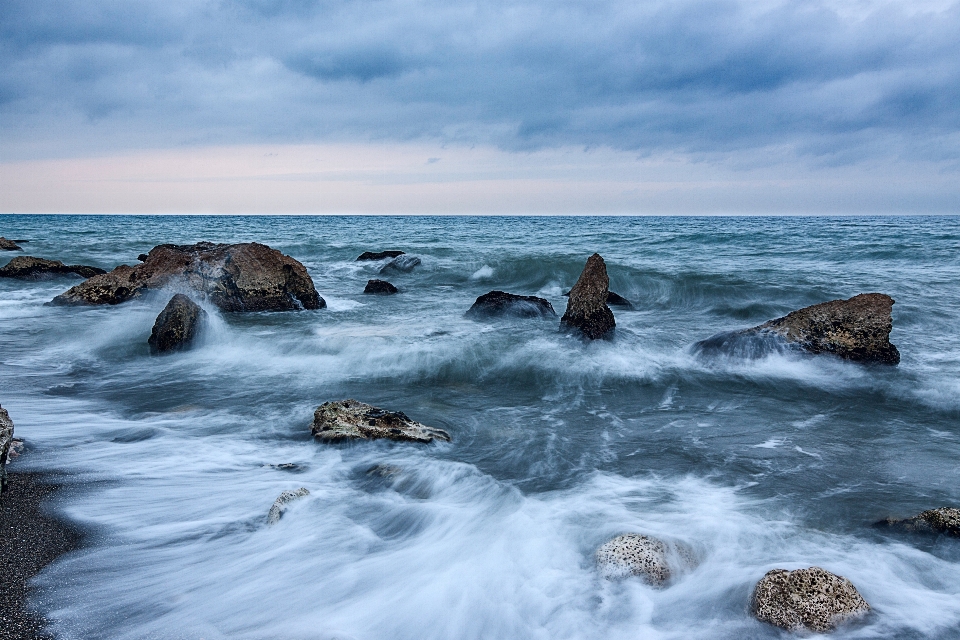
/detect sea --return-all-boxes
[1,214,959,639]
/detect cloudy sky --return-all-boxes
[2,0,959,214]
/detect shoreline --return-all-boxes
[0,470,82,640]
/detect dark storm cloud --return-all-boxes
[2,0,959,161]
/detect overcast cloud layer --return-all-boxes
[3,0,960,166]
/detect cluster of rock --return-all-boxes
[311,399,451,444]
[0,256,105,280]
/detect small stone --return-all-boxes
[379,255,421,274]
[357,250,405,261]
[751,566,870,633]
[560,254,615,339]
[267,487,310,524]
[364,279,399,295]
[148,294,207,354]
[465,291,556,319]
[312,399,451,444]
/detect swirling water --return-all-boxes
[1,214,959,639]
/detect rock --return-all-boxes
[606,291,634,309]
[560,254,615,339]
[364,279,399,295]
[137,254,149,262]
[465,291,557,319]
[0,237,22,251]
[379,255,421,274]
[595,534,695,586]
[751,566,870,633]
[312,399,451,444]
[357,250,404,261]
[51,242,324,311]
[876,507,960,536]
[697,293,899,364]
[267,487,310,524]
[148,294,207,354]
[1,405,13,494]
[0,256,106,280]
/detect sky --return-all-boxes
[1,0,959,214]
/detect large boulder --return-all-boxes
[51,242,324,311]
[148,294,207,354]
[267,487,310,524]
[696,293,899,364]
[0,405,12,494]
[752,567,870,633]
[560,254,615,339]
[466,291,556,319]
[379,255,421,274]
[876,507,960,536]
[0,256,105,280]
[312,399,451,444]
[0,237,22,251]
[364,279,399,295]
[357,250,404,261]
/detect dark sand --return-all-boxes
[0,472,81,640]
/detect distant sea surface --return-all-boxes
[1,214,959,639]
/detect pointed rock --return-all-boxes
[752,566,870,633]
[148,294,207,354]
[312,399,451,444]
[560,254,615,339]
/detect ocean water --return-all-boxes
[1,214,959,639]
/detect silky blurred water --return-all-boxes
[1,214,959,639]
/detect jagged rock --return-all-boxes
[1,405,14,494]
[465,291,556,319]
[267,487,310,524]
[379,255,421,274]
[876,507,960,536]
[696,293,899,364]
[364,279,399,295]
[0,237,22,251]
[0,256,106,280]
[148,294,207,354]
[312,399,451,444]
[560,254,615,339]
[752,567,870,633]
[595,534,695,586]
[357,250,404,261]
[51,242,324,311]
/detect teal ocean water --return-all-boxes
[1,214,959,639]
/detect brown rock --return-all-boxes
[148,294,207,354]
[312,399,451,444]
[0,256,105,279]
[752,566,870,633]
[51,242,324,311]
[560,254,615,339]
[876,507,960,536]
[465,291,556,319]
[0,237,22,251]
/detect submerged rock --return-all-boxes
[267,487,310,524]
[0,237,22,251]
[379,255,421,274]
[364,279,399,295]
[312,399,451,444]
[696,293,899,364]
[0,256,106,280]
[357,250,404,261]
[605,291,634,309]
[751,566,870,633]
[0,405,13,494]
[595,534,696,586]
[148,294,207,354]
[51,242,324,311]
[560,254,615,339]
[876,507,960,536]
[465,291,556,319]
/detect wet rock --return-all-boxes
[560,254,615,339]
[0,237,23,251]
[148,294,207,354]
[465,290,557,319]
[357,250,405,261]
[364,279,399,295]
[606,291,634,309]
[379,255,421,274]
[876,507,960,536]
[137,254,149,262]
[51,242,324,311]
[366,464,403,478]
[312,399,451,444]
[595,534,695,586]
[0,256,106,280]
[267,487,310,524]
[1,405,13,494]
[751,566,870,633]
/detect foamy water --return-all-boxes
[2,215,959,639]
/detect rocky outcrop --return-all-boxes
[752,567,870,633]
[465,291,557,319]
[267,487,310,524]
[696,293,899,364]
[51,242,324,311]
[595,534,695,586]
[0,238,23,251]
[148,294,207,354]
[0,256,105,280]
[1,405,13,494]
[364,279,399,295]
[379,255,421,274]
[357,250,404,261]
[876,507,960,536]
[560,254,615,339]
[312,399,451,444]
